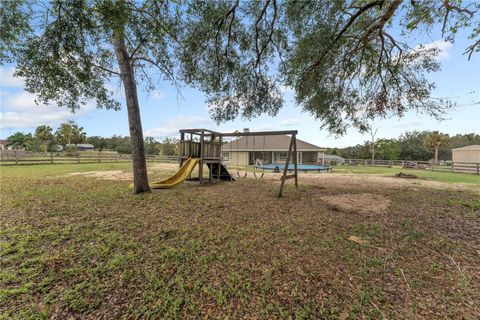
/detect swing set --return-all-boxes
[178,129,299,197]
[232,135,266,180]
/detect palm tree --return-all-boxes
[35,125,54,154]
[55,121,86,150]
[5,132,34,150]
[425,131,449,164]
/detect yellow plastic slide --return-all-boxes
[150,158,200,189]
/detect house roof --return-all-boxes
[222,135,326,151]
[452,145,480,151]
[0,139,8,145]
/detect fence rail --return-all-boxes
[2,151,479,175]
[0,151,178,166]
[342,159,480,175]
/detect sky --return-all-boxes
[0,22,479,148]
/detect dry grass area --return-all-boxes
[266,171,480,193]
[1,163,479,319]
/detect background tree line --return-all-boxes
[329,131,480,161]
[4,121,178,156]
[85,135,178,156]
[5,121,86,154]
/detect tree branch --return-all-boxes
[215,0,239,65]
[255,0,277,69]
[303,0,385,78]
[441,0,476,36]
[254,0,271,68]
[442,0,475,16]
[129,31,151,60]
[360,0,402,43]
[91,62,121,76]
[225,0,239,57]
[464,39,480,60]
[134,56,179,88]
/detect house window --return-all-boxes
[274,152,288,162]
[279,152,288,161]
[222,152,230,161]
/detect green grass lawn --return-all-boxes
[1,163,479,319]
[331,165,480,185]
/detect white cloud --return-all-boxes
[414,40,453,61]
[144,116,211,137]
[0,67,24,88]
[280,117,300,126]
[1,110,73,129]
[0,91,96,129]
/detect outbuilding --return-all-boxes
[66,143,95,151]
[451,145,480,174]
[452,145,480,163]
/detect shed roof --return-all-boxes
[222,135,325,151]
[452,145,480,151]
[66,143,95,148]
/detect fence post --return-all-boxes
[98,152,101,163]
[115,154,118,162]
[15,151,18,165]
[364,159,367,166]
[77,153,80,164]
[50,153,54,164]
[477,163,479,175]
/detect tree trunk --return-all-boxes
[44,141,48,155]
[434,144,439,165]
[371,142,375,164]
[113,33,151,193]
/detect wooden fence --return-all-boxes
[0,151,178,166]
[342,159,480,175]
[2,151,479,175]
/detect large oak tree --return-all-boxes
[1,0,478,193]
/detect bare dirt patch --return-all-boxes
[68,170,132,180]
[67,162,179,181]
[320,193,391,215]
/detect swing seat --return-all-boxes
[236,171,248,179]
[253,170,264,179]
